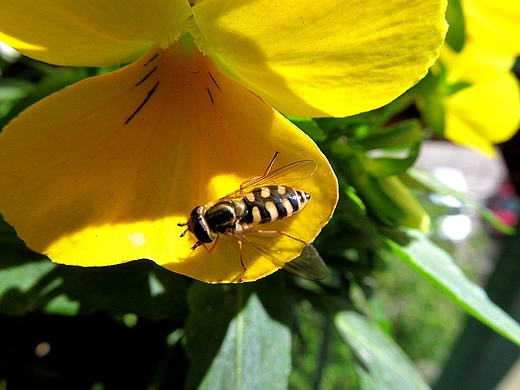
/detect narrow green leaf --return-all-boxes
[335,311,429,390]
[385,230,520,346]
[184,280,291,390]
[343,185,367,216]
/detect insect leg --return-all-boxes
[191,236,221,252]
[237,239,246,271]
[208,236,221,253]
[239,151,280,191]
[262,151,280,176]
[190,241,203,250]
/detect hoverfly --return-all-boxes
[178,152,327,280]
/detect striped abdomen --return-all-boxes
[240,185,310,225]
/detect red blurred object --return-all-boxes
[487,182,520,231]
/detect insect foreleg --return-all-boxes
[190,241,203,250]
[208,236,221,253]
[190,236,221,252]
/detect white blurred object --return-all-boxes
[430,166,467,209]
[416,141,506,204]
[415,141,508,243]
[0,41,21,62]
[438,214,472,242]
[429,166,472,242]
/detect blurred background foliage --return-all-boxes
[1,0,520,389]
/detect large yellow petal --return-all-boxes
[444,71,520,156]
[192,0,447,117]
[0,0,192,66]
[0,42,338,283]
[464,0,520,56]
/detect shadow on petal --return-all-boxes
[193,0,447,117]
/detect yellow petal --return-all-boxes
[0,42,338,283]
[441,40,515,84]
[0,0,192,66]
[192,0,447,117]
[464,0,520,56]
[444,71,520,156]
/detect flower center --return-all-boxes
[180,15,212,57]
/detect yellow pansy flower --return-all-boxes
[439,0,520,156]
[0,0,447,283]
[441,42,520,156]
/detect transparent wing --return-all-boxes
[282,244,328,280]
[221,160,318,199]
[232,232,327,281]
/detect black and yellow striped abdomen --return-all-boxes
[240,185,310,226]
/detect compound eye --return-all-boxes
[190,206,203,219]
[190,206,213,243]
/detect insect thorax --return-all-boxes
[204,200,246,235]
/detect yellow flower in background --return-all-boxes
[0,0,447,283]
[438,0,520,156]
[463,0,520,56]
[441,42,520,156]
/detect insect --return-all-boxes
[178,152,327,280]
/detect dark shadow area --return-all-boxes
[0,311,185,390]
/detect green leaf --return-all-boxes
[0,216,191,318]
[287,116,327,142]
[0,215,47,268]
[0,79,35,101]
[406,169,515,235]
[0,260,57,315]
[184,280,291,390]
[364,144,421,177]
[53,261,191,319]
[339,151,405,223]
[414,72,446,137]
[445,0,466,52]
[343,185,367,217]
[385,230,520,347]
[0,259,191,319]
[351,120,424,151]
[335,311,429,390]
[0,67,88,129]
